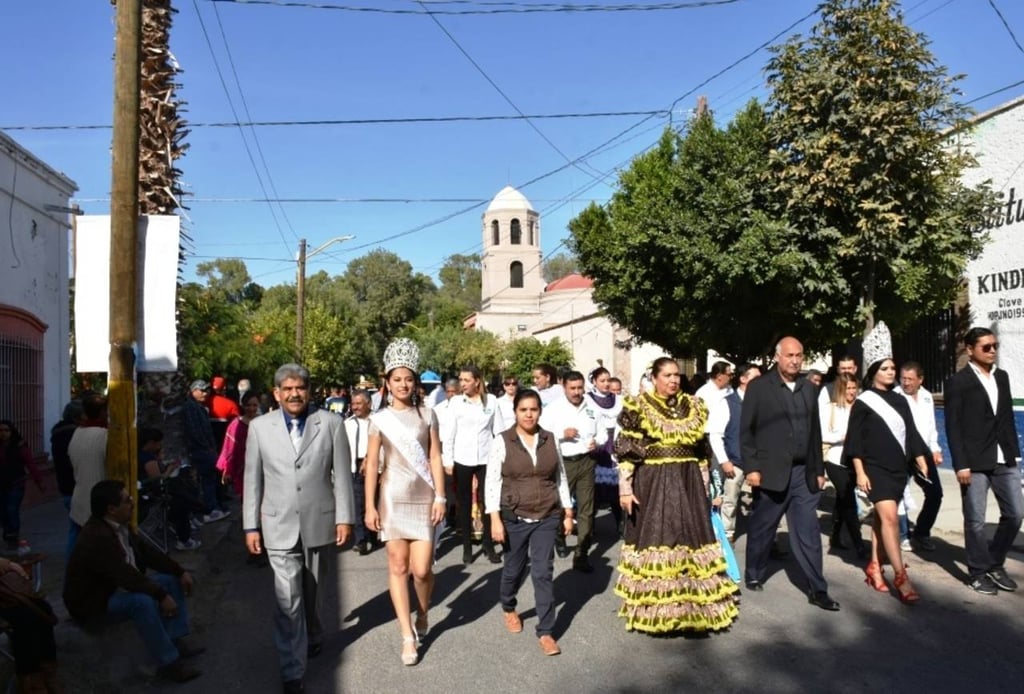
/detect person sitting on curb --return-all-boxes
[63,480,205,684]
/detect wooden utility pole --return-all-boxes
[108,0,142,510]
[296,238,307,361]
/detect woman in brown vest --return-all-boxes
[486,390,574,656]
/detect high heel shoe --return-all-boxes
[894,568,920,604]
[864,561,890,593]
[401,636,418,666]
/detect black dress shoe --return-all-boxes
[485,549,502,564]
[462,549,475,564]
[283,679,305,694]
[307,642,322,658]
[808,591,841,611]
[744,580,764,592]
[555,542,571,559]
[356,542,371,556]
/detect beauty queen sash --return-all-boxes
[858,391,907,455]
[374,409,435,490]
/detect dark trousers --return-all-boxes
[744,464,827,593]
[911,456,943,538]
[560,455,595,557]
[962,463,1024,578]
[825,462,862,547]
[352,470,369,545]
[1,484,26,545]
[191,450,220,515]
[0,601,57,674]
[454,464,493,552]
[500,515,559,637]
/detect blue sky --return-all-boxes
[3,0,1024,288]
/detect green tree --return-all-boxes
[409,325,504,378]
[501,337,573,383]
[195,258,260,304]
[569,103,795,360]
[766,0,994,338]
[541,252,580,283]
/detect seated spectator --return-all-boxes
[139,428,202,551]
[0,556,61,692]
[63,480,204,684]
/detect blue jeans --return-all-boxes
[106,573,189,666]
[962,464,1024,578]
[1,485,26,545]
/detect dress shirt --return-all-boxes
[968,361,1005,463]
[708,389,744,464]
[819,400,852,465]
[104,519,137,569]
[443,395,496,468]
[894,386,941,453]
[535,383,565,408]
[538,396,607,457]
[281,410,307,436]
[345,415,369,473]
[695,381,732,409]
[484,433,572,514]
[492,394,515,435]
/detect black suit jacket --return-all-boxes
[944,365,1020,472]
[739,369,824,493]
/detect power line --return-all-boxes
[0,110,667,133]
[964,77,1024,106]
[987,0,1024,56]
[207,0,745,15]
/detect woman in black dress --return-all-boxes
[845,356,929,602]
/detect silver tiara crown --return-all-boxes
[383,337,420,374]
[862,320,893,368]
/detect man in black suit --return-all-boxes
[740,336,839,611]
[945,327,1024,595]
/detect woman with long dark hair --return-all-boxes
[0,421,44,550]
[364,338,446,666]
[487,389,573,656]
[443,365,499,564]
[614,357,739,634]
[846,322,929,602]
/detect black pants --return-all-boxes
[453,464,493,552]
[500,515,559,636]
[0,601,57,674]
[911,456,943,538]
[351,470,370,545]
[825,462,862,548]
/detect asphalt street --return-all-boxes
[13,467,1024,694]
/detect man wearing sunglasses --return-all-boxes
[945,327,1024,595]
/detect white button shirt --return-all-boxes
[968,362,1005,463]
[894,385,940,454]
[707,390,743,465]
[484,433,572,514]
[695,381,732,410]
[539,396,607,457]
[442,395,496,468]
[344,415,370,473]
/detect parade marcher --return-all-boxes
[846,323,929,602]
[706,363,761,541]
[345,389,376,555]
[945,327,1024,595]
[487,389,573,655]
[531,364,564,407]
[492,375,520,435]
[539,371,605,572]
[363,339,446,666]
[614,357,739,634]
[819,355,859,408]
[608,377,623,396]
[694,361,734,409]
[183,380,229,524]
[420,371,444,409]
[820,373,866,557]
[895,361,945,552]
[740,337,839,611]
[587,367,624,538]
[0,420,45,550]
[243,363,355,693]
[444,366,500,564]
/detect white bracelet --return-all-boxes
[434,496,447,504]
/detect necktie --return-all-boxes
[289,418,302,453]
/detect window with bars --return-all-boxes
[0,307,45,456]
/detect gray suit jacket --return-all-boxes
[243,407,356,550]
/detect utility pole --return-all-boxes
[296,238,307,361]
[108,0,142,511]
[295,235,355,362]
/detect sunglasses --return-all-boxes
[503,380,518,386]
[979,342,1000,353]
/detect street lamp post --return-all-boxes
[296,235,355,360]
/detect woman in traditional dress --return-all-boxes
[587,367,624,537]
[614,357,739,634]
[821,373,866,557]
[845,323,929,603]
[364,339,447,665]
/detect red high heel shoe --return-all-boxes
[864,561,890,593]
[894,568,920,604]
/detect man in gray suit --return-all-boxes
[244,363,355,694]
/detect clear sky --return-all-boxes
[3,0,1024,288]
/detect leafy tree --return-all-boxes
[766,0,995,338]
[409,325,505,378]
[195,258,261,304]
[569,103,795,360]
[501,337,573,383]
[542,252,580,283]
[438,253,481,310]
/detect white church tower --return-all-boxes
[475,185,544,337]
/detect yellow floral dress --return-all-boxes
[613,391,739,634]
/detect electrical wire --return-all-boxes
[207,0,745,16]
[987,0,1024,56]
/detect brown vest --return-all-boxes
[499,428,562,520]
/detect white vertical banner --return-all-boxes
[74,215,180,372]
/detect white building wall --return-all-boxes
[0,131,77,452]
[960,97,1024,399]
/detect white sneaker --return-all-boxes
[190,517,203,530]
[900,538,912,551]
[202,509,231,524]
[175,538,202,551]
